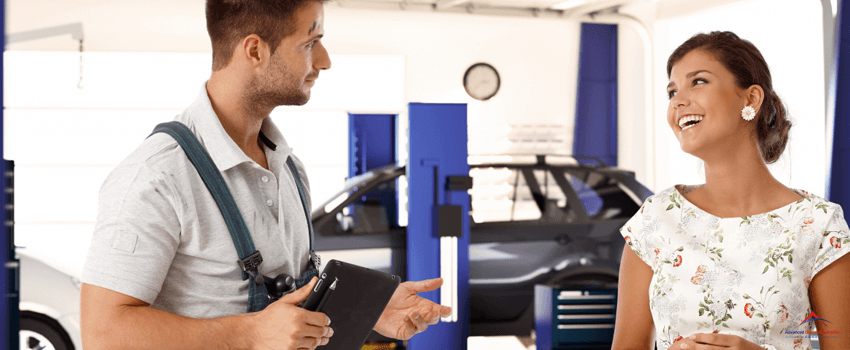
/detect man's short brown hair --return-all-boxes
[206,0,321,71]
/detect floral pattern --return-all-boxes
[620,186,850,350]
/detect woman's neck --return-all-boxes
[689,145,800,217]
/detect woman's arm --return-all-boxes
[611,244,656,350]
[809,253,850,350]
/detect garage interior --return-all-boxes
[1,0,844,349]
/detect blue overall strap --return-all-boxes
[149,121,270,313]
[285,157,320,271]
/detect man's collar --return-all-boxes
[260,116,292,157]
[181,83,293,172]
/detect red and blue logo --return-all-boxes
[784,312,840,339]
[798,312,832,327]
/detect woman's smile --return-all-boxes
[678,114,705,131]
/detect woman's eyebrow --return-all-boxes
[686,69,711,78]
[667,69,712,89]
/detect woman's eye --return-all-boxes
[668,90,677,99]
[693,78,707,86]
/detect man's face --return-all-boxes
[248,1,330,107]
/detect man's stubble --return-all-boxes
[244,52,310,117]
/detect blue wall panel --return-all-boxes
[348,113,399,225]
[348,114,397,177]
[830,0,850,207]
[573,23,618,167]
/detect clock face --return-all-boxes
[463,63,500,101]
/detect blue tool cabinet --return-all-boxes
[535,285,617,350]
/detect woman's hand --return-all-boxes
[669,333,767,350]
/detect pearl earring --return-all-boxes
[742,106,756,121]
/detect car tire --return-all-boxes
[20,312,74,350]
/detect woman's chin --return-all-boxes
[678,141,707,160]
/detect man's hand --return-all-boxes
[253,277,334,350]
[373,278,453,340]
[668,333,766,350]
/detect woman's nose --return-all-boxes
[671,92,689,109]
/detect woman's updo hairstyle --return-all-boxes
[666,31,791,164]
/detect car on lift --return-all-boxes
[311,154,653,337]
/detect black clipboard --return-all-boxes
[300,259,400,349]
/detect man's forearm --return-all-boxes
[82,290,257,350]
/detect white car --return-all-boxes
[18,250,83,350]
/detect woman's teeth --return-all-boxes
[679,115,704,131]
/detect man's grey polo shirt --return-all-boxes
[82,85,312,318]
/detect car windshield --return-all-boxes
[315,164,402,214]
[316,172,374,214]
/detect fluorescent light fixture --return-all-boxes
[550,0,594,10]
[440,236,453,322]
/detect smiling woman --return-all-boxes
[611,31,850,350]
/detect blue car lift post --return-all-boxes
[2,0,21,347]
[407,103,470,350]
[349,104,470,349]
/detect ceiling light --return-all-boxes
[550,0,594,10]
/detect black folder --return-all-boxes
[301,259,401,349]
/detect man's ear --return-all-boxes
[238,34,270,69]
[746,84,765,115]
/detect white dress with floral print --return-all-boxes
[620,185,850,350]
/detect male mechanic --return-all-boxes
[79,0,451,349]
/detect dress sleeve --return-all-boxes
[811,203,850,280]
[619,197,656,267]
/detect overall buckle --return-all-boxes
[237,250,264,282]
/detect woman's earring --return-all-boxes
[741,106,756,121]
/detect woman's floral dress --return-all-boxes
[620,185,850,350]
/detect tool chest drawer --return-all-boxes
[535,285,617,350]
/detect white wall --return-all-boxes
[6,0,210,53]
[616,20,649,184]
[322,6,581,128]
[7,0,583,142]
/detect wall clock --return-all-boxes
[463,63,500,101]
